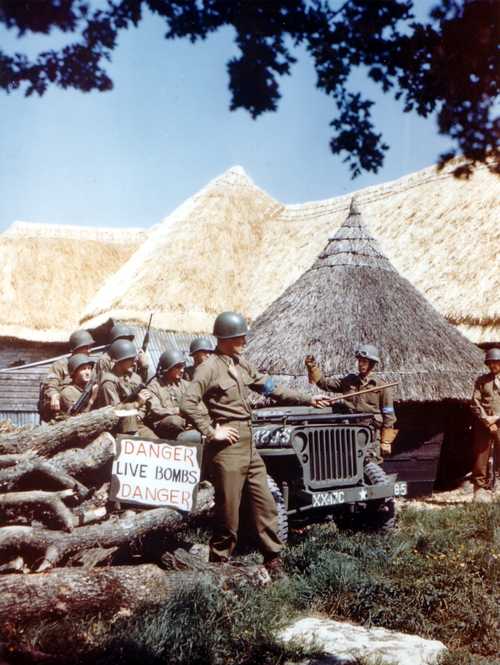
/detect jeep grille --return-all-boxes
[303,427,362,489]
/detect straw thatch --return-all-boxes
[0,222,146,342]
[80,167,283,333]
[255,157,499,345]
[245,200,485,402]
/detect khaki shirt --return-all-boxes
[96,351,149,383]
[43,357,71,399]
[471,373,500,427]
[60,383,93,415]
[317,372,396,428]
[180,352,311,440]
[94,369,144,409]
[143,376,190,423]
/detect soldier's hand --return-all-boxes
[50,394,61,412]
[136,350,149,368]
[213,424,239,444]
[489,423,498,433]
[381,441,392,457]
[90,384,99,402]
[310,395,331,408]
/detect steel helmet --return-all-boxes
[68,353,95,376]
[158,349,185,373]
[355,344,380,364]
[213,311,248,339]
[109,323,135,343]
[485,348,500,364]
[189,337,215,355]
[109,339,137,363]
[69,330,95,352]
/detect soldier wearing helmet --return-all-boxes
[60,354,97,415]
[94,339,155,437]
[39,329,95,421]
[185,337,215,380]
[96,322,150,382]
[305,344,396,462]
[142,348,191,439]
[470,347,500,502]
[181,311,329,575]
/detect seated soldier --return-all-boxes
[143,349,190,439]
[39,329,95,421]
[60,354,98,416]
[185,337,215,380]
[96,323,149,383]
[94,339,155,438]
[305,344,396,463]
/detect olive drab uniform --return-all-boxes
[38,357,71,421]
[94,369,155,438]
[471,372,500,489]
[143,376,190,439]
[59,383,93,416]
[180,352,311,562]
[96,351,150,383]
[316,372,396,462]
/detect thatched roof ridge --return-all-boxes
[80,166,284,333]
[0,223,145,342]
[245,202,485,402]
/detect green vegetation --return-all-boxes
[22,502,500,665]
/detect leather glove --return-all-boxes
[304,355,322,384]
[380,428,398,457]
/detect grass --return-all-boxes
[9,501,500,665]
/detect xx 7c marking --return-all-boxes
[313,491,345,507]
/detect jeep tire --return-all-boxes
[363,462,396,531]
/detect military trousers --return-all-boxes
[206,420,283,562]
[153,415,186,441]
[472,423,500,489]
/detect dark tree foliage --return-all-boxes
[0,0,498,177]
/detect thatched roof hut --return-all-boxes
[245,200,485,403]
[251,158,499,345]
[0,222,146,343]
[80,167,282,333]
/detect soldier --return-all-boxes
[94,339,155,438]
[59,354,98,415]
[470,347,500,502]
[185,337,215,380]
[143,349,190,439]
[96,323,150,383]
[305,344,396,462]
[180,311,328,575]
[39,329,95,421]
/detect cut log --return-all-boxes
[0,457,89,499]
[0,557,269,633]
[50,432,115,484]
[0,485,215,572]
[0,490,75,532]
[0,407,121,456]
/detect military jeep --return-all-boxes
[251,405,407,540]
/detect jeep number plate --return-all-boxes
[312,490,345,507]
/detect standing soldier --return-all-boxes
[185,337,215,380]
[59,354,98,416]
[97,323,150,383]
[470,348,500,502]
[180,311,328,575]
[39,329,95,421]
[143,349,190,439]
[305,344,396,461]
[94,339,155,438]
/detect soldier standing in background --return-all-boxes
[143,349,190,439]
[181,311,328,576]
[39,329,95,421]
[470,348,500,502]
[305,345,397,461]
[185,337,215,380]
[59,354,98,415]
[97,323,150,383]
[95,339,155,438]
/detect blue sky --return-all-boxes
[0,2,453,232]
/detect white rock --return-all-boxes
[278,617,447,665]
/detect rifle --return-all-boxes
[142,314,153,353]
[69,374,97,416]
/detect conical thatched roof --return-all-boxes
[245,200,485,402]
[0,222,146,342]
[258,158,499,344]
[80,166,283,333]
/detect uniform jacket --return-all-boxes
[60,383,93,415]
[143,376,190,423]
[180,352,311,440]
[97,352,149,383]
[316,372,396,428]
[43,357,71,399]
[94,369,144,409]
[471,373,500,427]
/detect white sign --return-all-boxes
[110,437,201,512]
